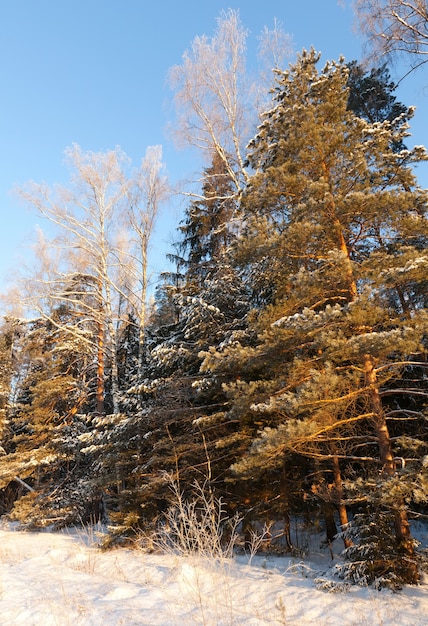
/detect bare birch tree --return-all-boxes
[352,0,428,77]
[18,144,158,415]
[168,9,293,200]
[125,145,169,374]
[257,18,294,81]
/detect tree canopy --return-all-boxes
[1,21,427,588]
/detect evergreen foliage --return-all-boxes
[93,155,251,535]
[0,44,427,586]
[200,49,428,580]
[0,313,102,526]
[336,508,420,590]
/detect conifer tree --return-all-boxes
[346,61,407,125]
[103,156,251,536]
[176,152,238,288]
[201,50,428,582]
[0,310,100,527]
[0,321,13,438]
[0,320,16,513]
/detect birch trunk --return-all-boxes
[96,318,105,416]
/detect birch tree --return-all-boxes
[169,9,293,200]
[19,144,155,415]
[353,0,428,77]
[125,145,169,375]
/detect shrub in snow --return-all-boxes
[155,477,241,560]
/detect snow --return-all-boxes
[0,524,427,625]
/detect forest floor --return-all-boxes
[0,522,427,625]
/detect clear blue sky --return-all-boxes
[1,1,427,295]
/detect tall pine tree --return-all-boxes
[201,50,428,583]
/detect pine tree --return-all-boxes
[347,62,407,123]
[201,50,428,581]
[0,309,103,527]
[0,319,17,514]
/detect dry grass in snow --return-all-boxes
[0,523,427,625]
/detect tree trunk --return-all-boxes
[106,313,120,414]
[138,232,148,379]
[281,464,293,551]
[333,217,358,301]
[96,319,105,416]
[364,353,419,582]
[323,502,337,559]
[332,454,353,549]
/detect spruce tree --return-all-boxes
[100,156,251,537]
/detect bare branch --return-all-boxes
[353,0,428,79]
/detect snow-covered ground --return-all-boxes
[0,524,427,625]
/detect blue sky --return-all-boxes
[1,1,427,295]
